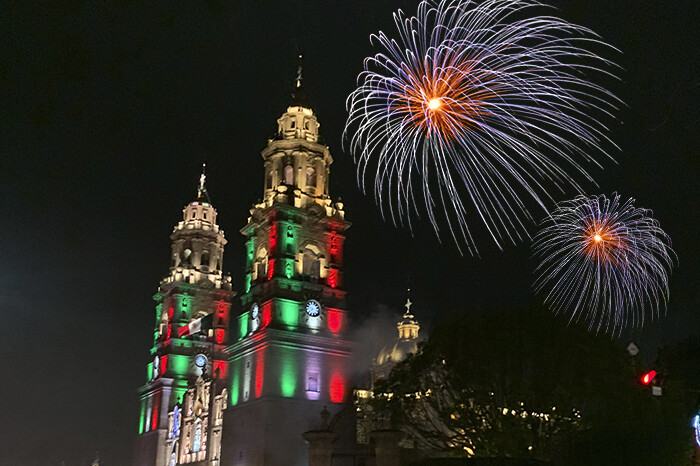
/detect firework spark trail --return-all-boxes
[344,0,621,255]
[533,194,675,334]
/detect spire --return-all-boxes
[291,53,310,108]
[196,163,211,204]
[295,53,303,89]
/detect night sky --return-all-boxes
[1,1,698,465]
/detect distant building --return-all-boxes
[370,295,421,389]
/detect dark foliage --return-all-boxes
[372,308,695,464]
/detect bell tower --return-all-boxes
[133,167,235,466]
[222,59,352,466]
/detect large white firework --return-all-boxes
[533,194,675,334]
[345,0,620,255]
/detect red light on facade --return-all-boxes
[166,324,172,340]
[262,302,272,329]
[168,305,174,319]
[327,309,342,333]
[329,235,341,263]
[160,355,168,376]
[213,360,229,379]
[151,391,160,430]
[267,259,275,281]
[255,350,265,398]
[330,373,345,403]
[215,328,225,344]
[269,224,277,252]
[328,269,338,288]
[641,370,656,385]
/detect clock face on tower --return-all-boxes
[305,299,321,317]
[194,354,207,368]
[251,303,260,320]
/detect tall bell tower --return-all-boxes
[222,59,352,466]
[133,169,235,466]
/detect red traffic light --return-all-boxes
[641,370,657,385]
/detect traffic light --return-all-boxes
[640,370,656,385]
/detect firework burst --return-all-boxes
[345,0,620,254]
[533,194,675,334]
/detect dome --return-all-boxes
[375,339,419,366]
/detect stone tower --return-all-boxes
[221,61,352,466]
[133,169,235,466]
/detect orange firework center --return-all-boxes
[582,218,625,264]
[395,63,497,139]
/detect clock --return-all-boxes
[251,303,260,320]
[194,354,207,368]
[305,299,321,317]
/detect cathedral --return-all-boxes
[132,66,419,466]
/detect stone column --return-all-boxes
[371,430,404,466]
[302,430,336,466]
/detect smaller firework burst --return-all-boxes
[533,194,675,334]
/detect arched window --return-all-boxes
[302,245,321,281]
[284,164,294,185]
[181,246,192,265]
[255,247,268,280]
[306,166,316,189]
[201,250,210,269]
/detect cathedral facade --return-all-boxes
[133,70,353,466]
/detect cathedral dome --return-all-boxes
[370,292,421,387]
[375,339,419,366]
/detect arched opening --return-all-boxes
[306,166,316,189]
[254,247,268,280]
[284,164,294,185]
[302,245,321,281]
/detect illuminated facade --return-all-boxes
[221,67,352,466]
[133,173,235,466]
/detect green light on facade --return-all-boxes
[246,240,254,268]
[173,387,187,405]
[244,274,251,293]
[138,399,146,434]
[280,349,297,397]
[147,362,153,382]
[231,365,240,406]
[278,299,299,329]
[282,223,295,253]
[179,295,189,320]
[170,354,190,377]
[239,313,249,339]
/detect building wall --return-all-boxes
[221,399,345,466]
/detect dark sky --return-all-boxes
[1,1,698,465]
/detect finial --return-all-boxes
[199,163,206,193]
[196,163,211,203]
[291,53,310,108]
[296,53,303,89]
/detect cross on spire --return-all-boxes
[403,287,414,317]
